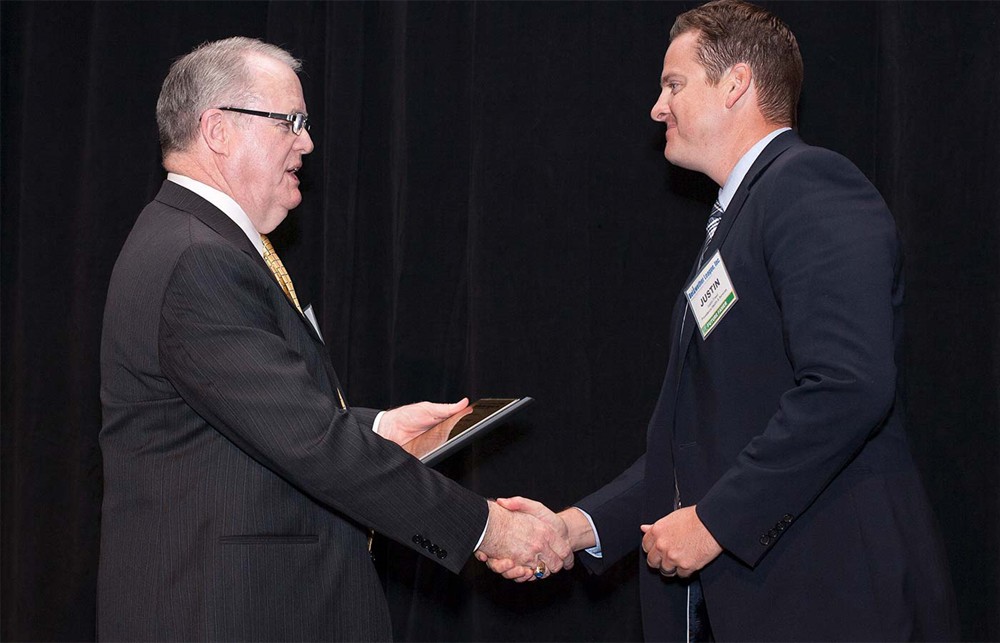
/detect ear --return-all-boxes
[199,109,230,156]
[725,63,753,109]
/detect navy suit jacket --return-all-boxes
[99,181,488,641]
[578,132,958,641]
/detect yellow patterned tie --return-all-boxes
[260,235,302,314]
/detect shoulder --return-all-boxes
[113,199,264,312]
[761,140,877,199]
[749,142,898,261]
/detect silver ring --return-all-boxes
[660,566,677,577]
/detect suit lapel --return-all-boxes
[673,130,801,377]
[154,181,325,344]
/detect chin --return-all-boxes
[664,147,695,171]
[260,212,290,235]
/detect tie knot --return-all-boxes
[260,234,275,255]
[258,234,302,314]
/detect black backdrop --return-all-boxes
[2,2,998,641]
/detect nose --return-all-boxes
[297,128,315,154]
[650,88,669,122]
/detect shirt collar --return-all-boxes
[166,172,265,258]
[717,127,792,211]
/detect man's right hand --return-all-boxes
[475,497,596,581]
[474,500,574,582]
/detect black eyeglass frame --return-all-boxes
[218,107,310,135]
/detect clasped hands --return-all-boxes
[375,402,575,579]
[378,403,723,580]
[476,497,722,581]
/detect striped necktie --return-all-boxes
[260,234,302,314]
[680,200,726,341]
[698,200,724,268]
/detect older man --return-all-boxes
[98,37,569,641]
[486,1,958,640]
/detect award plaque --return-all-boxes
[403,397,534,466]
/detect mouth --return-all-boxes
[286,165,301,183]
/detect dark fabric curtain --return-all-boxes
[2,2,997,641]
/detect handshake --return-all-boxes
[385,399,721,580]
[382,399,592,581]
[473,497,597,582]
[473,496,723,582]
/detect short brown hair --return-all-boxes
[671,0,802,126]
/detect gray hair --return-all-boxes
[156,37,302,156]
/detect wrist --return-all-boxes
[479,500,507,557]
[559,507,596,551]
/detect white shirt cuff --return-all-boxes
[372,410,386,435]
[575,507,603,558]
[474,503,489,551]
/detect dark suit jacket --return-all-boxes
[98,181,488,641]
[578,132,958,641]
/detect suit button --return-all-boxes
[768,529,778,538]
[759,535,771,546]
[428,544,439,554]
[437,550,447,559]
[776,523,786,532]
[783,514,793,523]
[412,535,421,545]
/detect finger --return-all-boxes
[537,553,559,574]
[640,524,654,554]
[645,546,663,570]
[499,496,545,513]
[659,566,678,577]
[502,565,532,580]
[531,539,558,572]
[548,533,572,561]
[513,565,537,583]
[544,539,571,572]
[486,558,518,574]
[676,566,693,578]
[495,496,528,511]
[431,398,470,415]
[474,550,487,562]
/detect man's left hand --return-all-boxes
[640,505,722,578]
[379,398,471,446]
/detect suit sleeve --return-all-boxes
[697,149,901,567]
[575,454,646,573]
[158,242,487,573]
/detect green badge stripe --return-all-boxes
[701,292,736,334]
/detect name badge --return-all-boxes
[684,250,738,339]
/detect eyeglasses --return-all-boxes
[218,107,310,135]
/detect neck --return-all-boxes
[709,119,788,186]
[164,152,227,193]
